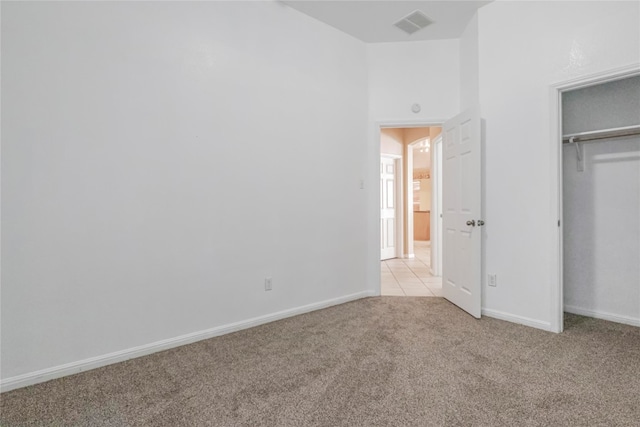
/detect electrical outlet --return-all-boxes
[488,274,497,287]
[265,277,272,291]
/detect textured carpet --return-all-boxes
[1,297,639,426]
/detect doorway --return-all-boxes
[550,65,640,333]
[379,126,443,297]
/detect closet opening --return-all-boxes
[553,70,640,332]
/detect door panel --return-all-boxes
[442,108,482,318]
[381,156,397,260]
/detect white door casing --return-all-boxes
[380,156,397,260]
[431,135,444,277]
[442,108,482,318]
[549,65,640,333]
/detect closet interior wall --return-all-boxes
[562,75,640,326]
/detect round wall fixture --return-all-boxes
[411,103,421,113]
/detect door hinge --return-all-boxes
[558,220,561,227]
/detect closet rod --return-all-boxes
[562,124,640,144]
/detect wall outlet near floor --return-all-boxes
[264,277,272,291]
[488,274,497,287]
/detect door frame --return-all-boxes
[375,119,445,293]
[380,154,403,260]
[549,63,640,333]
[431,134,443,276]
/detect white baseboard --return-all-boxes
[482,308,552,332]
[564,305,640,327]
[0,291,375,393]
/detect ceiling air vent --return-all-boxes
[393,10,433,35]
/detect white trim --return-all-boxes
[482,308,552,332]
[549,64,640,92]
[549,81,564,333]
[406,144,414,256]
[0,291,375,393]
[378,119,447,129]
[431,135,443,277]
[396,158,404,260]
[549,63,640,334]
[564,305,640,328]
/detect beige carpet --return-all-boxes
[1,297,639,426]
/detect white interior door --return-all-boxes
[380,156,397,260]
[442,108,482,318]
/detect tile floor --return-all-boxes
[381,241,443,297]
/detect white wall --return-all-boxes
[1,1,369,385]
[478,1,640,328]
[562,76,640,325]
[367,40,460,121]
[459,13,479,110]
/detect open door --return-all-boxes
[380,156,397,260]
[442,107,482,318]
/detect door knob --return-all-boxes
[477,220,485,226]
[466,220,476,226]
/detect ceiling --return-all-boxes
[281,1,492,43]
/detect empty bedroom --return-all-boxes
[1,1,638,425]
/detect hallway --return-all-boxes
[381,241,443,296]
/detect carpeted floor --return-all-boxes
[1,297,639,426]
